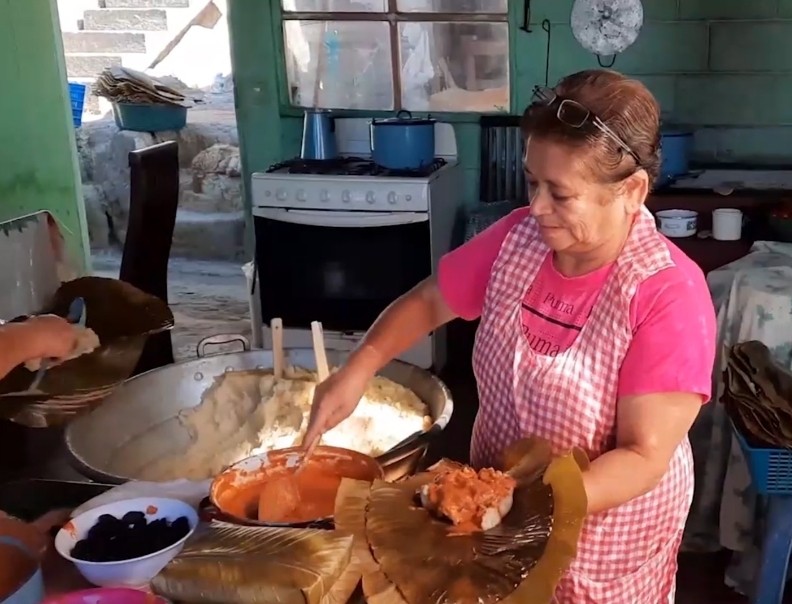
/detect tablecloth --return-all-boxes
[684,241,792,593]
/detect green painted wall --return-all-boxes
[229,0,792,220]
[0,0,89,269]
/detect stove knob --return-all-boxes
[265,190,272,197]
[342,190,351,203]
[387,191,398,205]
[276,188,288,201]
[320,189,330,202]
[366,191,376,204]
[296,189,307,202]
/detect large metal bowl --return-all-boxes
[65,335,454,484]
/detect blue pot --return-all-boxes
[659,129,693,185]
[370,110,436,170]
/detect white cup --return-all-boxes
[712,208,743,241]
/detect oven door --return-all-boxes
[254,208,431,332]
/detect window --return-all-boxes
[281,0,510,113]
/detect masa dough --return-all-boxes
[24,325,100,371]
[136,368,431,481]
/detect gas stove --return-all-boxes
[267,157,448,178]
[251,157,457,213]
[248,118,462,370]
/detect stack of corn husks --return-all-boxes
[724,340,792,448]
[93,66,193,108]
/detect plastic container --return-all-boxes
[112,103,188,133]
[733,422,792,495]
[0,519,48,604]
[0,534,44,604]
[655,209,698,238]
[54,497,198,588]
[42,589,168,604]
[68,83,87,128]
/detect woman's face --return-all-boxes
[524,137,646,254]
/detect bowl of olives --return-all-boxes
[54,497,197,588]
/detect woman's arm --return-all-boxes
[344,209,532,377]
[582,392,701,514]
[345,277,458,377]
[302,209,529,449]
[582,259,716,514]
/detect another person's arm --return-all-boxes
[0,315,79,381]
[582,266,717,514]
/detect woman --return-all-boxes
[0,315,80,380]
[303,70,717,603]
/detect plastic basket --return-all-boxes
[112,103,188,133]
[732,420,792,495]
[68,82,87,128]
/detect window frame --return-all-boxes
[272,0,515,121]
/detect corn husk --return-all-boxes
[724,340,792,448]
[335,441,587,604]
[0,276,173,427]
[151,522,355,604]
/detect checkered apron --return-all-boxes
[471,208,694,604]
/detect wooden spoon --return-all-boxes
[271,317,284,379]
[311,320,330,382]
[258,320,330,522]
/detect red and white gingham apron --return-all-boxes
[471,207,694,604]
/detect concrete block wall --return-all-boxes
[526,0,792,164]
[228,0,792,224]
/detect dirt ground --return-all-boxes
[91,252,252,360]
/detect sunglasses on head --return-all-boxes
[530,86,642,166]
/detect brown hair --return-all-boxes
[521,69,661,186]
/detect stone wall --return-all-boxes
[78,99,246,261]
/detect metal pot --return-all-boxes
[301,109,337,160]
[205,445,383,529]
[65,334,454,485]
[370,110,436,170]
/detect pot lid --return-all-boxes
[374,110,435,126]
[570,0,644,56]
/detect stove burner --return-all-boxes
[267,157,447,178]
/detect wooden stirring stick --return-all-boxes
[271,317,284,379]
[311,321,330,382]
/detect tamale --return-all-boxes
[151,522,354,604]
[335,445,587,604]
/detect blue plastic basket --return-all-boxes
[68,82,87,128]
[732,420,792,495]
[112,103,188,133]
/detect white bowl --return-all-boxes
[54,497,198,588]
[655,209,698,238]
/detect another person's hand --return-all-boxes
[18,314,79,363]
[302,366,370,452]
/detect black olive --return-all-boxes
[70,510,192,563]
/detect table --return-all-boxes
[684,241,792,594]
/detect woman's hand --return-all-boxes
[302,364,372,452]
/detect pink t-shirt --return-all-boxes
[438,207,717,401]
